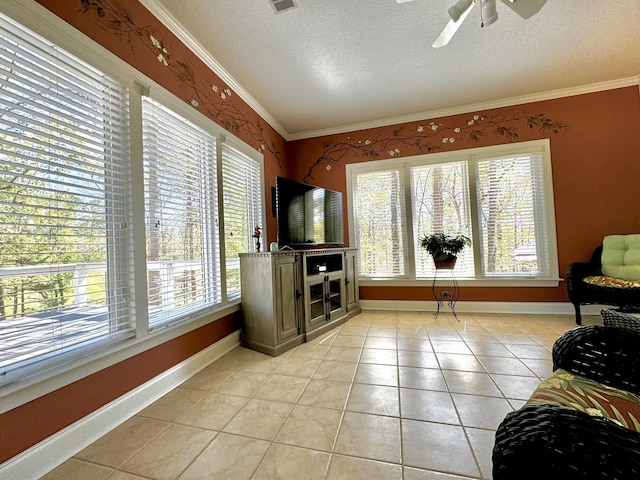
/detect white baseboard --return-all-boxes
[359,300,604,317]
[0,330,241,480]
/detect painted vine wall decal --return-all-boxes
[303,108,568,183]
[79,0,285,168]
[76,0,568,183]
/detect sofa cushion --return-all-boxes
[584,275,640,289]
[527,368,640,431]
[601,234,640,281]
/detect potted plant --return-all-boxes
[418,233,471,269]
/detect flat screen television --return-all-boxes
[275,176,344,246]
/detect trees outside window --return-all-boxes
[142,96,221,329]
[220,139,263,301]
[0,14,134,383]
[0,14,265,385]
[354,170,408,277]
[349,140,558,281]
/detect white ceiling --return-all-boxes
[144,0,640,140]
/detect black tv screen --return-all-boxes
[275,176,344,246]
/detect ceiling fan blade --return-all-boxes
[396,0,414,3]
[432,2,473,48]
[499,0,546,19]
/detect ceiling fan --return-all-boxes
[397,0,547,48]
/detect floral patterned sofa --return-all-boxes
[493,325,640,479]
[566,234,640,325]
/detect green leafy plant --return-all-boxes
[418,233,471,260]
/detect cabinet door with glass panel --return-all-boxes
[305,271,346,330]
[303,253,346,334]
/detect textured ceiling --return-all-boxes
[143,0,640,139]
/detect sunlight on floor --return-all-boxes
[42,311,600,480]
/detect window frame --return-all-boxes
[0,11,137,386]
[0,1,265,409]
[141,95,223,331]
[347,139,560,287]
[219,135,266,302]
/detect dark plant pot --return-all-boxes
[433,256,457,270]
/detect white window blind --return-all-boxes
[142,96,220,329]
[221,140,262,300]
[354,170,408,277]
[476,150,551,277]
[0,14,133,384]
[349,141,557,281]
[411,161,474,277]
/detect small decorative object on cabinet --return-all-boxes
[239,248,360,355]
[252,226,262,252]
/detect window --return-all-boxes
[348,140,558,282]
[0,15,134,384]
[475,152,553,277]
[220,138,263,301]
[411,161,474,277]
[354,169,408,277]
[0,12,266,387]
[142,97,221,329]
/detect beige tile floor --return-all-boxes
[42,310,599,480]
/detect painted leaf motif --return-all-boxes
[527,369,640,432]
[630,413,640,431]
[611,404,630,428]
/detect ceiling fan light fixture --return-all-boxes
[432,0,547,48]
[447,0,474,22]
[481,0,498,26]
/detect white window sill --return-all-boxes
[0,303,241,414]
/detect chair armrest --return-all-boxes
[493,404,640,480]
[601,308,640,330]
[566,261,600,280]
[566,261,601,304]
[566,245,602,286]
[553,325,640,395]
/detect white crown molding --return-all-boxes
[139,0,290,140]
[4,2,640,146]
[288,76,640,141]
[137,2,640,143]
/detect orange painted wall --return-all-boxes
[288,87,640,303]
[0,313,241,464]
[34,0,288,243]
[0,0,285,465]
[2,0,640,467]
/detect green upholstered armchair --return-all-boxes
[566,235,640,325]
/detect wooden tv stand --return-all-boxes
[239,248,360,356]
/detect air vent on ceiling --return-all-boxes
[269,0,297,13]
